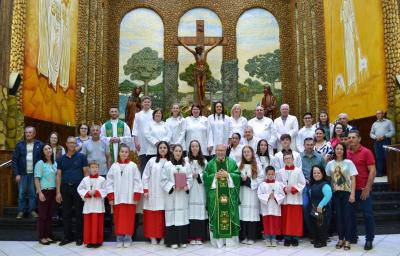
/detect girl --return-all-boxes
[166,103,186,152]
[142,141,170,245]
[256,139,272,171]
[314,111,334,140]
[330,123,344,149]
[228,133,243,164]
[257,166,285,247]
[186,140,208,244]
[106,144,143,248]
[77,161,107,248]
[238,145,264,245]
[161,145,192,249]
[309,165,332,248]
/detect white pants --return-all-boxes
[210,231,239,248]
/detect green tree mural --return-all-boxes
[244,49,281,88]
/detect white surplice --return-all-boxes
[257,180,285,216]
[208,114,232,155]
[132,109,153,156]
[274,115,299,151]
[272,151,302,171]
[161,162,192,226]
[256,155,271,172]
[144,120,172,155]
[276,167,305,205]
[142,157,167,211]
[166,116,186,151]
[77,176,107,214]
[185,116,213,156]
[296,126,316,152]
[100,119,132,162]
[229,144,244,164]
[185,157,208,220]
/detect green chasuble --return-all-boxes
[204,157,241,239]
[105,120,125,162]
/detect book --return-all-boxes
[174,172,187,189]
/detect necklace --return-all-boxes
[119,163,129,176]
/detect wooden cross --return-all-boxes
[174,20,226,46]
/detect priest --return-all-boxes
[203,144,241,248]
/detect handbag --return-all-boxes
[310,204,325,227]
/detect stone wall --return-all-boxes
[221,60,239,110]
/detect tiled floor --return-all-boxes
[0,234,399,256]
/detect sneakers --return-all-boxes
[241,239,248,244]
[30,211,39,218]
[247,240,254,245]
[271,239,277,247]
[150,238,157,245]
[159,239,164,245]
[16,212,23,219]
[181,244,187,248]
[116,242,123,248]
[123,241,131,248]
[171,244,178,249]
[196,240,203,245]
[266,240,272,247]
[190,240,197,245]
[284,240,291,247]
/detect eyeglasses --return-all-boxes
[282,149,292,153]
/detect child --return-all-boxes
[276,152,305,247]
[257,165,285,247]
[161,144,192,249]
[142,141,170,245]
[77,161,107,248]
[106,144,143,248]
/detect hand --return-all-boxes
[144,192,149,198]
[360,187,370,200]
[284,186,291,194]
[317,207,323,213]
[221,171,228,178]
[15,175,21,183]
[349,193,355,203]
[109,200,114,206]
[56,192,62,203]
[241,176,247,181]
[268,193,275,200]
[192,171,198,178]
[89,190,95,196]
[216,171,222,179]
[184,186,189,191]
[207,146,213,154]
[38,192,46,202]
[135,143,141,152]
[112,137,120,143]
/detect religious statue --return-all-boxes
[261,85,277,119]
[125,87,142,130]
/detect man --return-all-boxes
[101,107,132,163]
[203,144,241,248]
[56,136,89,246]
[347,130,376,250]
[132,96,153,172]
[274,104,299,151]
[369,110,395,177]
[340,132,350,148]
[241,126,260,152]
[272,134,302,171]
[296,112,316,152]
[338,113,353,133]
[300,137,325,237]
[261,86,277,119]
[81,125,111,177]
[248,105,277,151]
[12,126,42,219]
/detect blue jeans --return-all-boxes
[17,174,36,213]
[350,190,375,242]
[374,138,391,176]
[333,191,354,241]
[302,185,311,236]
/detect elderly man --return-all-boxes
[241,126,260,151]
[274,104,299,151]
[338,113,353,133]
[204,144,241,248]
[248,105,277,150]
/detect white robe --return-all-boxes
[77,176,107,214]
[106,162,143,205]
[132,109,154,156]
[185,157,208,220]
[256,155,271,172]
[208,115,232,155]
[241,136,260,151]
[274,115,299,151]
[166,116,187,151]
[185,116,213,156]
[257,181,285,216]
[230,116,248,137]
[296,126,316,152]
[238,163,264,221]
[229,144,244,164]
[100,119,132,162]
[248,117,277,149]
[276,167,305,205]
[144,120,172,155]
[142,157,167,211]
[272,151,302,171]
[161,162,192,226]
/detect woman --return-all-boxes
[330,123,344,149]
[49,132,65,161]
[208,101,231,156]
[142,141,170,245]
[166,103,186,152]
[314,128,333,162]
[325,143,357,251]
[161,145,191,249]
[185,104,213,159]
[238,145,264,245]
[76,124,90,152]
[228,133,243,164]
[34,143,58,245]
[185,140,208,244]
[256,139,272,171]
[309,165,332,248]
[230,104,247,137]
[145,108,172,158]
[314,111,334,140]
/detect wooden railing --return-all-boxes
[384,144,400,191]
[0,151,17,216]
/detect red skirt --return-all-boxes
[143,210,165,238]
[113,204,136,235]
[282,204,303,236]
[262,215,281,235]
[83,213,104,244]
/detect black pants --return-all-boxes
[61,183,83,240]
[165,225,189,246]
[189,219,209,241]
[311,209,330,245]
[239,221,259,241]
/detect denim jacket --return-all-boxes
[12,140,43,176]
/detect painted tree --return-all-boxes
[123,47,163,95]
[179,63,212,101]
[244,49,281,88]
[119,79,136,95]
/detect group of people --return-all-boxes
[12,94,395,251]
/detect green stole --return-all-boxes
[105,120,125,162]
[215,159,232,238]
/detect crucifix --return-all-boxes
[176,20,226,111]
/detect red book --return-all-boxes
[174,172,187,189]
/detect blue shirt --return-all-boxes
[300,151,325,180]
[57,152,88,185]
[34,160,57,189]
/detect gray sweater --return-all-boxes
[370,118,395,140]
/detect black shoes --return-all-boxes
[313,242,327,248]
[76,239,83,246]
[59,239,72,246]
[364,241,373,250]
[284,240,291,246]
[291,240,299,246]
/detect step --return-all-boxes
[372,182,389,192]
[355,209,400,222]
[372,191,400,201]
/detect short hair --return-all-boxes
[142,96,151,102]
[348,129,360,137]
[40,143,54,164]
[66,136,76,142]
[303,112,312,118]
[280,104,290,110]
[265,165,275,173]
[25,126,36,132]
[340,132,348,138]
[231,132,241,140]
[109,106,119,110]
[283,151,294,159]
[190,104,202,116]
[280,134,291,141]
[77,123,90,136]
[244,126,254,132]
[88,160,100,167]
[152,108,163,120]
[303,137,314,144]
[230,104,242,116]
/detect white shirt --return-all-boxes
[185,116,213,156]
[296,126,316,152]
[100,119,132,162]
[272,150,302,170]
[26,143,34,173]
[77,176,107,214]
[229,144,244,164]
[132,109,154,155]
[241,136,260,151]
[274,115,299,150]
[230,116,248,137]
[208,114,232,155]
[144,120,172,155]
[248,116,277,149]
[166,116,187,150]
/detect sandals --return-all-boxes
[335,240,344,249]
[344,241,351,250]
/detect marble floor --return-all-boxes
[0,234,399,256]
